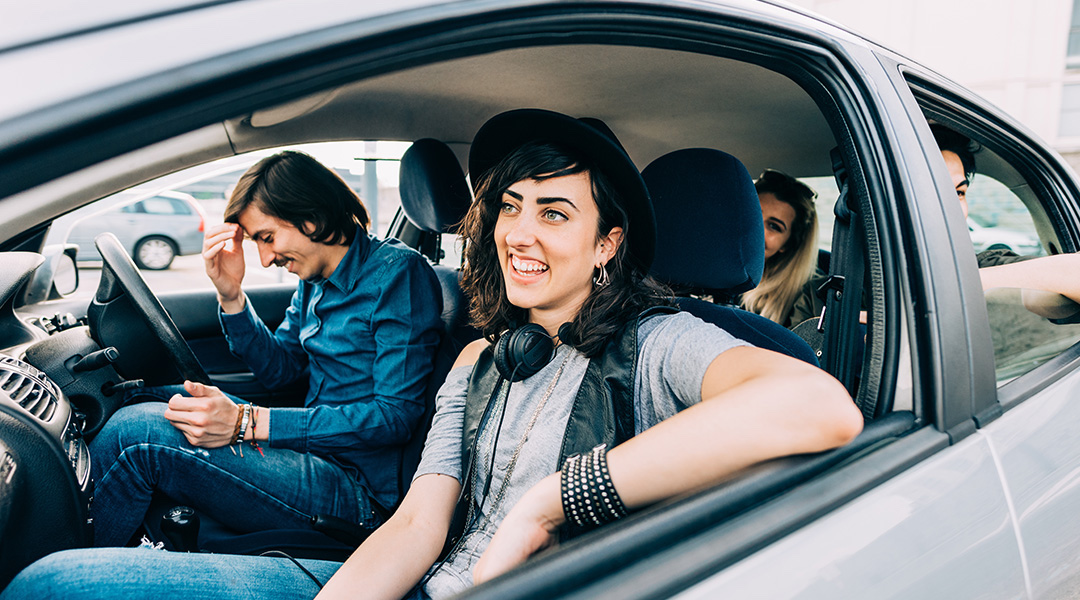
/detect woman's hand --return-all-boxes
[163,380,240,448]
[473,474,563,584]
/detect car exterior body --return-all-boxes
[1,1,1080,599]
[63,190,206,270]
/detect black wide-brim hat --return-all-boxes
[468,108,656,270]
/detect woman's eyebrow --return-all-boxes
[765,216,788,230]
[537,196,578,210]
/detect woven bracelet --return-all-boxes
[229,404,244,443]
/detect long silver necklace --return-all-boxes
[467,349,573,538]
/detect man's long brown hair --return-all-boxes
[460,141,672,357]
[226,151,370,245]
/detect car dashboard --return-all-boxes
[0,251,98,585]
[0,354,92,490]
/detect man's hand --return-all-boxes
[203,223,246,313]
[473,475,562,584]
[164,380,240,448]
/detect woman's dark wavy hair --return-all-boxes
[225,150,370,245]
[460,141,673,357]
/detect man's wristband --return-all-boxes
[235,404,251,444]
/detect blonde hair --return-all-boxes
[741,170,818,324]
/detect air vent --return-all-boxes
[0,356,61,422]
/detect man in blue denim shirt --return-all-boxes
[88,151,443,547]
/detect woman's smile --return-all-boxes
[509,255,550,281]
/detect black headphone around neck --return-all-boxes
[493,322,576,381]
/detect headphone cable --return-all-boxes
[411,328,562,596]
[260,550,325,589]
[407,360,520,597]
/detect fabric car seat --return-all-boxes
[398,138,473,340]
[642,148,819,366]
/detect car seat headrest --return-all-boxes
[642,148,764,296]
[399,138,472,234]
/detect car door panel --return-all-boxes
[673,433,1024,599]
[158,283,304,405]
[158,284,294,340]
[989,367,1080,598]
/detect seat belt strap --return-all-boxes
[822,148,867,402]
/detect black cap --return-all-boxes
[468,108,656,270]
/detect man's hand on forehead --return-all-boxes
[233,224,252,240]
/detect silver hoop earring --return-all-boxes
[593,263,610,287]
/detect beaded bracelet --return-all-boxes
[560,443,627,528]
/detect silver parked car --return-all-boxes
[967,217,1045,256]
[2,1,1080,598]
[64,191,206,270]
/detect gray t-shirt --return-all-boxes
[414,311,749,599]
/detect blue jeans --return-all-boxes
[0,548,431,600]
[90,387,377,547]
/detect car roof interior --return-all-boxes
[230,45,835,177]
[4,43,839,243]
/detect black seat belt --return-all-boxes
[819,148,866,404]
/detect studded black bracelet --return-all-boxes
[560,443,627,528]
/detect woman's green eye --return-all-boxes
[544,209,567,221]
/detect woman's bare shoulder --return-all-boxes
[453,337,491,370]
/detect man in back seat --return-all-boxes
[934,125,1080,314]
[89,151,443,547]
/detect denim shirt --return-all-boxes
[220,232,443,508]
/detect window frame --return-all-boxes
[905,71,1080,413]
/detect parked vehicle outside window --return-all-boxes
[63,190,206,270]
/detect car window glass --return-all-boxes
[169,197,193,215]
[45,140,407,300]
[800,176,841,254]
[966,174,1044,257]
[439,233,464,268]
[958,147,1079,384]
[985,287,1080,383]
[140,197,179,215]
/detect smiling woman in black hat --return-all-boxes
[0,110,862,600]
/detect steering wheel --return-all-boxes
[91,232,210,385]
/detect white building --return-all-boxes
[788,0,1080,171]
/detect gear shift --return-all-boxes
[161,506,200,552]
